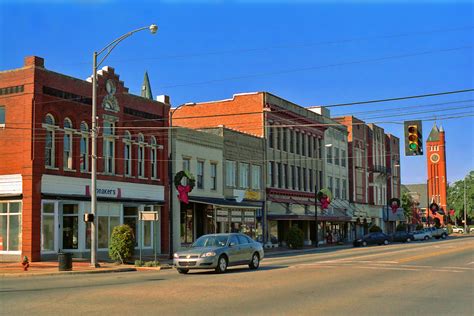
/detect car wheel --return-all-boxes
[177,268,189,274]
[215,255,228,274]
[362,241,367,247]
[441,233,447,239]
[249,252,260,270]
[424,236,429,240]
[383,239,389,245]
[406,238,412,243]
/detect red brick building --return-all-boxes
[0,56,170,261]
[172,92,333,245]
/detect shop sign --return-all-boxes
[86,185,122,198]
[231,210,242,216]
[216,216,229,222]
[244,190,261,200]
[139,211,159,221]
[244,211,254,216]
[231,217,242,222]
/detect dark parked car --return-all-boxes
[390,231,415,243]
[353,232,390,247]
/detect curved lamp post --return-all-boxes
[90,24,157,267]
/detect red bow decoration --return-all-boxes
[320,196,330,210]
[391,203,398,214]
[177,185,192,204]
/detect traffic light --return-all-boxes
[404,120,423,156]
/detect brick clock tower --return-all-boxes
[426,123,447,224]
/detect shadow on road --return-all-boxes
[184,265,288,276]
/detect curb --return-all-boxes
[0,267,137,278]
[264,245,353,258]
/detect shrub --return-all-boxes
[145,261,160,267]
[416,224,424,231]
[109,224,135,264]
[286,225,304,249]
[135,260,144,267]
[396,223,407,232]
[369,225,382,233]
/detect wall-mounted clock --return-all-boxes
[430,153,440,163]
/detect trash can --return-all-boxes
[58,252,73,271]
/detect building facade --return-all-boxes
[0,56,170,261]
[170,126,263,251]
[172,92,354,246]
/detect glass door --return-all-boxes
[61,204,79,250]
[41,201,58,253]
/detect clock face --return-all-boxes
[430,153,440,163]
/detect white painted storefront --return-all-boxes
[40,175,165,259]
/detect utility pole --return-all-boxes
[314,186,319,248]
[464,176,467,234]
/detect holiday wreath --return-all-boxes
[174,170,196,204]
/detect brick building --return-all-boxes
[172,92,354,245]
[335,116,401,235]
[0,56,170,261]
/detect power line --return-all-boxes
[322,88,474,108]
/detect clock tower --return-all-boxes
[426,123,447,224]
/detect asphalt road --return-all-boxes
[1,237,473,316]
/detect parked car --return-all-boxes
[353,232,390,247]
[173,233,264,274]
[413,230,432,241]
[452,226,464,233]
[390,231,415,243]
[423,227,448,239]
[470,227,474,233]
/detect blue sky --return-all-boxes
[0,0,472,184]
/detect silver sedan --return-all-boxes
[173,233,264,274]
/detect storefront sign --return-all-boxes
[244,211,254,217]
[231,210,242,216]
[86,185,121,198]
[216,216,229,222]
[217,210,229,216]
[231,217,242,222]
[139,211,159,221]
[244,190,261,200]
[244,217,255,223]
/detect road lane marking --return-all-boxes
[292,263,466,273]
[468,262,474,265]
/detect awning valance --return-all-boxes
[188,196,263,210]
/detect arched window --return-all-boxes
[150,136,158,179]
[43,114,56,168]
[80,122,89,172]
[137,133,145,177]
[63,118,73,170]
[123,131,132,176]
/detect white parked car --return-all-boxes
[452,226,464,233]
[413,230,432,241]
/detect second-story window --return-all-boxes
[269,162,274,187]
[197,161,204,189]
[276,125,281,150]
[291,165,296,190]
[150,136,158,179]
[80,122,89,172]
[341,149,346,167]
[334,148,340,166]
[210,163,217,190]
[137,133,145,178]
[239,162,249,189]
[296,132,300,154]
[103,120,115,174]
[63,118,73,170]
[301,134,306,157]
[326,146,333,164]
[268,123,274,148]
[342,179,347,200]
[251,165,261,190]
[226,160,236,187]
[289,130,294,153]
[123,131,132,176]
[282,128,287,152]
[43,114,56,168]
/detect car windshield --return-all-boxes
[192,235,228,248]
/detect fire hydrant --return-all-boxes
[21,256,30,271]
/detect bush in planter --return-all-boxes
[109,224,135,264]
[369,225,382,233]
[286,225,304,249]
[396,223,407,232]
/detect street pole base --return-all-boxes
[90,263,101,268]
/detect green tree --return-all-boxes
[447,170,474,220]
[401,191,415,222]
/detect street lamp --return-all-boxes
[90,24,157,267]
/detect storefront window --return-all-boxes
[42,202,55,252]
[0,202,21,252]
[180,208,193,244]
[98,203,121,249]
